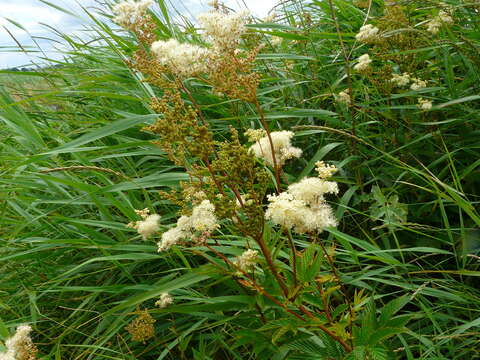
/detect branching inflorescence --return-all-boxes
[112,0,354,354]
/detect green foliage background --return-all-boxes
[1,0,480,359]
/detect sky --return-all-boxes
[0,0,277,69]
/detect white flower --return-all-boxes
[136,214,161,240]
[197,10,250,49]
[410,78,427,91]
[157,201,219,252]
[271,36,283,46]
[265,192,309,231]
[155,293,174,308]
[127,211,161,240]
[157,220,187,252]
[265,175,339,234]
[418,98,433,111]
[233,249,258,274]
[427,10,454,34]
[250,131,302,167]
[288,177,339,204]
[112,0,153,27]
[151,39,210,77]
[0,325,36,360]
[355,24,380,43]
[315,161,338,179]
[390,73,411,87]
[190,200,220,233]
[264,12,277,23]
[335,90,351,105]
[353,53,372,72]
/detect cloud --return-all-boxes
[0,0,277,68]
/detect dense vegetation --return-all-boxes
[1,0,480,359]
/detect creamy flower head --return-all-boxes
[427,10,454,34]
[288,177,339,204]
[315,161,338,179]
[353,53,372,72]
[233,249,258,274]
[197,10,250,49]
[335,90,351,105]
[264,12,277,23]
[250,131,302,167]
[410,78,427,91]
[127,208,161,240]
[271,36,283,46]
[136,214,161,240]
[0,325,37,360]
[355,24,380,43]
[418,98,433,111]
[157,200,219,252]
[113,0,153,27]
[151,39,209,77]
[266,174,339,234]
[190,200,220,232]
[390,73,411,87]
[155,293,174,308]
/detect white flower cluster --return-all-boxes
[264,12,277,23]
[390,72,411,87]
[315,161,338,179]
[233,249,258,274]
[0,325,35,360]
[335,90,351,105]
[151,39,210,77]
[250,131,302,167]
[418,98,433,111]
[271,36,283,46]
[155,293,174,308]
[265,173,339,234]
[427,10,454,34]
[197,10,250,49]
[157,200,219,251]
[112,0,153,27]
[355,24,380,43]
[353,54,372,72]
[410,78,427,91]
[127,208,161,240]
[149,10,250,77]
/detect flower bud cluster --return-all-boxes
[390,72,411,87]
[418,98,433,111]
[410,78,427,91]
[335,90,351,105]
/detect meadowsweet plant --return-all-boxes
[112,0,365,356]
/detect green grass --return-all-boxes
[1,0,480,359]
